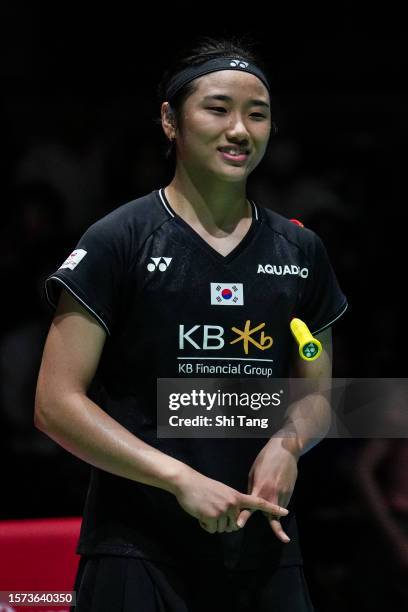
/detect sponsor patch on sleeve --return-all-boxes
[59,249,87,270]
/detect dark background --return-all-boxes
[1,5,407,611]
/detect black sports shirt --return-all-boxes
[45,188,348,570]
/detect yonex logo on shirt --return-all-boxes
[147,257,172,272]
[257,264,309,278]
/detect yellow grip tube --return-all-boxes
[290,318,322,361]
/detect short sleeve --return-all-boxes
[296,231,348,335]
[44,218,127,335]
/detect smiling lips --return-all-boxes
[218,146,249,163]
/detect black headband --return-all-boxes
[165,57,270,101]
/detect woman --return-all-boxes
[35,37,348,611]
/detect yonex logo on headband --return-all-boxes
[229,60,249,68]
[165,57,270,101]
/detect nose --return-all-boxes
[225,113,250,144]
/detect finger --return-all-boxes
[269,517,291,543]
[225,513,238,533]
[227,509,241,532]
[240,494,289,517]
[247,471,254,496]
[199,519,217,534]
[216,515,229,533]
[236,508,254,529]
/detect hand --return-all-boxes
[174,466,289,534]
[236,438,298,543]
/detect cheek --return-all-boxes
[255,129,271,156]
[182,125,218,156]
[195,119,220,142]
[183,112,221,140]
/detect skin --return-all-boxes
[161,70,271,256]
[35,291,288,536]
[161,69,333,540]
[35,68,332,542]
[236,327,332,541]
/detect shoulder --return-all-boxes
[71,190,171,269]
[86,190,169,241]
[258,204,321,258]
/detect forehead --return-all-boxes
[191,70,270,102]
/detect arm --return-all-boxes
[35,289,187,494]
[35,289,288,533]
[237,328,333,541]
[278,326,333,458]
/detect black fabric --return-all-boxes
[294,230,347,334]
[165,57,271,101]
[44,188,348,571]
[71,555,315,612]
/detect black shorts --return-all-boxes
[71,554,315,612]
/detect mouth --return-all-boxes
[217,147,249,164]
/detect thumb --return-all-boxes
[237,508,255,528]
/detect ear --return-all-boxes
[161,102,177,141]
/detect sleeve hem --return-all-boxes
[44,275,111,336]
[311,300,349,335]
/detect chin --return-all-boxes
[212,165,249,182]
[221,174,248,183]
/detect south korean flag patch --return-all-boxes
[59,249,87,271]
[210,283,244,305]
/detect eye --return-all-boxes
[250,112,267,120]
[208,106,227,113]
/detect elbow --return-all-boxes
[34,380,57,432]
[34,381,84,433]
[34,411,46,432]
[34,390,49,432]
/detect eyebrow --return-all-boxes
[202,94,270,108]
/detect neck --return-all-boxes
[166,164,250,233]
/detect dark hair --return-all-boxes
[157,35,274,161]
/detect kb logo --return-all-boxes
[179,320,273,355]
[230,60,249,68]
[147,257,172,272]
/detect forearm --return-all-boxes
[34,390,191,496]
[280,327,333,458]
[273,390,332,458]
